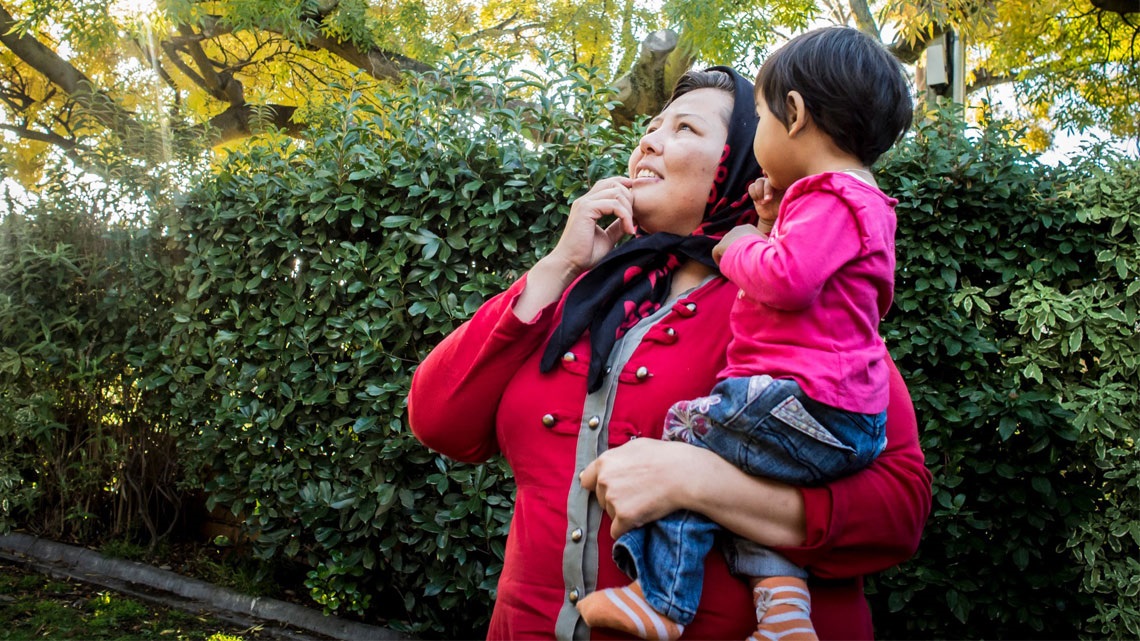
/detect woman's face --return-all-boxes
[627,88,732,236]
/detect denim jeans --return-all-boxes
[612,375,887,625]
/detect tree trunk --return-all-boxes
[609,30,693,128]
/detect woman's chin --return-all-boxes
[632,207,669,235]
[631,216,655,235]
[633,217,700,237]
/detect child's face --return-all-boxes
[751,94,793,190]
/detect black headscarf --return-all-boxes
[539,66,762,393]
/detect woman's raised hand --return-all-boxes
[514,177,637,321]
[547,177,638,275]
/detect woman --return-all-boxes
[408,67,931,640]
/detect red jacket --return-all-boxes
[409,275,931,640]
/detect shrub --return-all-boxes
[0,164,187,545]
[160,54,631,636]
[866,110,1139,638]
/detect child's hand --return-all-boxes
[712,224,764,265]
[748,177,782,234]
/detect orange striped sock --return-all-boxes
[576,580,685,640]
[747,576,818,641]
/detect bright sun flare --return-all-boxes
[108,0,158,20]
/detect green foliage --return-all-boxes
[159,52,631,636]
[0,162,187,545]
[185,550,278,598]
[88,592,150,630]
[1056,152,1140,636]
[662,0,816,70]
[865,107,1140,638]
[5,0,1138,191]
[980,0,1140,141]
[98,539,150,562]
[0,451,33,533]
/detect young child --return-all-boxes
[576,27,914,641]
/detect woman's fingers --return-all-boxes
[579,439,689,538]
[551,177,636,272]
[579,460,598,491]
[578,180,634,223]
[586,179,635,245]
[604,218,632,246]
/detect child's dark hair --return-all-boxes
[756,26,913,166]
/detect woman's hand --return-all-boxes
[579,438,694,539]
[580,437,807,546]
[514,177,638,321]
[546,176,638,275]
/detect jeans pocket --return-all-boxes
[769,395,856,454]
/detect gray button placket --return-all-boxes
[553,301,684,641]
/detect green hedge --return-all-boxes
[0,167,184,543]
[158,56,631,636]
[1,53,1137,638]
[867,116,1140,638]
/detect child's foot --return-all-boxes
[748,576,818,641]
[576,580,685,640]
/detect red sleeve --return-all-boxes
[774,358,932,578]
[408,275,557,463]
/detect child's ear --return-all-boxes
[785,91,808,137]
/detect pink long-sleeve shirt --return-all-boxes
[719,172,897,414]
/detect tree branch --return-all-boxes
[1090,0,1140,15]
[194,12,432,82]
[459,12,520,42]
[0,122,110,177]
[197,102,302,146]
[160,40,217,96]
[847,0,882,41]
[968,65,1053,93]
[2,2,690,160]
[888,27,948,65]
[177,23,236,101]
[302,29,432,81]
[132,36,182,98]
[609,29,693,128]
[886,0,1001,64]
[0,3,162,159]
[0,122,75,150]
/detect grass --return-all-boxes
[0,558,279,641]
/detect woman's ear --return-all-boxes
[785,91,808,137]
